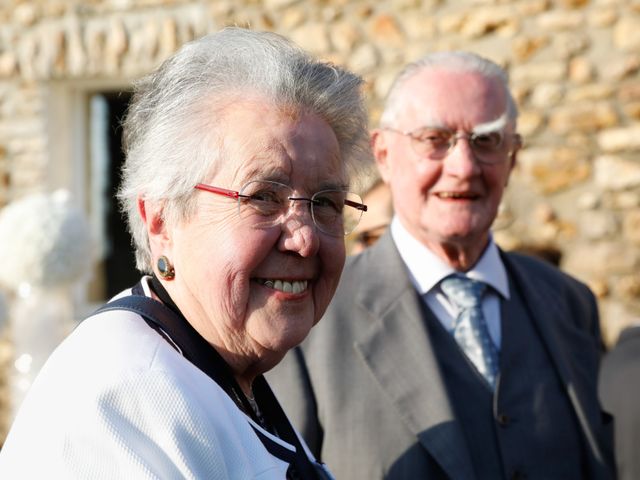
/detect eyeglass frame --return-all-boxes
[382,126,522,165]
[194,181,368,237]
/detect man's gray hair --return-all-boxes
[380,51,518,127]
[119,27,370,272]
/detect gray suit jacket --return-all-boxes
[269,232,614,480]
[599,325,640,480]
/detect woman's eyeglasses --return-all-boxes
[384,126,521,165]
[195,180,367,237]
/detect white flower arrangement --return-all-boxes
[0,190,93,290]
[0,289,7,330]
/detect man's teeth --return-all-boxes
[262,279,308,294]
[438,192,473,199]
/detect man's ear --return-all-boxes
[504,135,521,186]
[137,196,172,255]
[371,129,391,183]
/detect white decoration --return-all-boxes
[0,289,7,331]
[0,190,93,290]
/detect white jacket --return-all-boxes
[0,282,319,479]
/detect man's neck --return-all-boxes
[431,237,489,272]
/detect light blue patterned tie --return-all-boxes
[441,275,499,389]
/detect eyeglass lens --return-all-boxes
[238,181,364,237]
[410,128,506,161]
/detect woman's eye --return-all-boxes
[313,195,342,213]
[250,191,280,203]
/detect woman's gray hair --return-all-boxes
[119,27,370,273]
[380,51,518,128]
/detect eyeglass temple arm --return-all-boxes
[346,199,368,212]
[289,195,368,213]
[194,183,250,200]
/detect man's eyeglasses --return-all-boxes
[383,126,522,165]
[194,180,367,237]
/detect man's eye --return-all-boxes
[473,132,502,150]
[416,130,451,146]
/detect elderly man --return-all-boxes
[269,52,615,480]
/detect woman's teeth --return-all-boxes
[261,279,308,294]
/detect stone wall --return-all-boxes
[0,0,638,425]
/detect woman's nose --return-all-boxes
[277,202,321,257]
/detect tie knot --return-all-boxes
[441,275,486,309]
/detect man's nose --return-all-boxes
[442,137,482,177]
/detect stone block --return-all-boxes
[611,191,640,209]
[566,84,615,102]
[370,14,405,46]
[438,12,466,34]
[511,61,566,83]
[564,241,640,276]
[595,155,640,191]
[577,191,601,210]
[65,19,86,77]
[530,83,564,108]
[330,22,361,53]
[403,16,437,40]
[517,110,545,136]
[623,102,640,121]
[588,7,618,27]
[517,0,551,16]
[552,32,590,58]
[614,16,640,51]
[13,4,38,27]
[548,102,618,134]
[598,126,640,152]
[580,210,620,240]
[263,0,299,9]
[601,54,640,81]
[518,146,591,193]
[558,0,590,7]
[568,57,594,83]
[348,44,378,74]
[619,82,640,102]
[290,24,329,54]
[0,53,17,78]
[459,7,520,39]
[537,11,584,30]
[512,35,549,62]
[280,7,305,29]
[614,274,640,300]
[159,17,178,58]
[623,210,640,245]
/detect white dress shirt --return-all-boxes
[391,216,510,350]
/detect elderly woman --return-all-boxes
[0,28,369,479]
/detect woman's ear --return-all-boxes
[137,196,172,254]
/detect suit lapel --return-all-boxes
[352,234,476,480]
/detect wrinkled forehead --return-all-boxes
[398,68,510,131]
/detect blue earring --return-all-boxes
[157,255,175,280]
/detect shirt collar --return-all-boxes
[390,216,510,299]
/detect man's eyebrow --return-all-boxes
[473,112,508,134]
